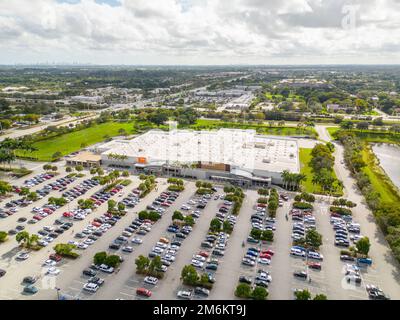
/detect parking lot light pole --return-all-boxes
[56,287,61,300]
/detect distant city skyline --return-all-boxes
[0,0,399,65]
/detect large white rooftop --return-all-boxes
[99,129,299,174]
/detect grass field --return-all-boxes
[299,148,343,196]
[361,146,400,203]
[299,148,316,193]
[187,119,317,137]
[16,121,137,161]
[327,127,339,139]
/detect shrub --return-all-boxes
[293,202,313,210]
[235,283,252,298]
[330,206,352,216]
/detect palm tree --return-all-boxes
[281,170,290,190]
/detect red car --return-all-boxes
[63,212,73,218]
[198,251,209,258]
[49,254,62,262]
[33,215,43,221]
[92,221,102,227]
[260,253,272,260]
[308,262,322,270]
[136,288,152,297]
[262,249,274,256]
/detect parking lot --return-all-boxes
[1,165,400,300]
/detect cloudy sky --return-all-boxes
[0,0,399,65]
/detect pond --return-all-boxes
[372,143,400,189]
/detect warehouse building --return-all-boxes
[96,129,300,187]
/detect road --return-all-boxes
[0,115,97,142]
[317,125,400,299]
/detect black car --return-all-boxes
[340,255,355,262]
[8,229,17,235]
[239,276,252,284]
[83,269,97,277]
[54,219,64,225]
[75,232,86,239]
[0,269,6,277]
[23,276,37,284]
[175,233,186,239]
[293,271,308,279]
[17,217,27,223]
[54,229,64,234]
[109,243,121,250]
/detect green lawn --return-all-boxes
[327,127,339,139]
[361,147,400,203]
[299,148,315,193]
[300,148,343,196]
[186,119,317,137]
[17,121,137,161]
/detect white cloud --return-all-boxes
[0,0,399,64]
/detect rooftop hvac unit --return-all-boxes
[263,158,271,163]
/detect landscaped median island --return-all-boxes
[299,143,343,196]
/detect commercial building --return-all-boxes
[95,129,299,187]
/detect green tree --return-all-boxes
[135,255,150,273]
[108,199,117,211]
[210,218,222,232]
[313,294,328,300]
[181,265,199,286]
[0,180,12,195]
[251,286,268,300]
[305,229,323,249]
[184,215,195,226]
[294,289,311,300]
[235,283,252,298]
[0,231,8,243]
[356,237,371,256]
[53,243,78,258]
[105,255,121,268]
[172,211,184,221]
[94,252,107,265]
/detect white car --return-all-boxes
[46,267,61,276]
[191,259,204,268]
[43,259,57,267]
[68,240,79,246]
[156,242,168,249]
[77,243,89,250]
[152,246,164,254]
[258,258,271,265]
[144,276,158,285]
[177,290,192,300]
[83,282,99,293]
[131,237,143,245]
[122,231,132,237]
[99,264,114,273]
[307,252,323,261]
[16,252,30,260]
[164,254,175,262]
[37,240,49,247]
[122,246,133,253]
[84,239,95,245]
[193,255,206,262]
